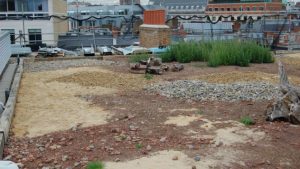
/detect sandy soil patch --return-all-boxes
[13,67,117,137]
[51,68,157,91]
[106,149,245,169]
[170,108,199,113]
[164,115,200,126]
[191,71,300,85]
[198,119,265,146]
[280,56,300,66]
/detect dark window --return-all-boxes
[7,0,15,11]
[1,29,15,44]
[0,0,7,12]
[38,4,42,11]
[233,8,237,11]
[259,7,264,10]
[227,8,231,11]
[28,29,42,44]
[246,7,250,11]
[253,7,256,11]
[221,8,224,11]
[208,8,212,11]
[214,8,218,11]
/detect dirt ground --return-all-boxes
[5,54,300,169]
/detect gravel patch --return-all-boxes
[24,59,122,72]
[146,80,281,101]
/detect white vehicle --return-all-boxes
[82,44,95,56]
[97,46,112,55]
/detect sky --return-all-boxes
[68,0,150,5]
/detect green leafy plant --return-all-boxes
[87,161,104,169]
[240,116,255,126]
[144,73,153,80]
[135,143,143,150]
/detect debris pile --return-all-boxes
[130,56,184,75]
[146,80,281,102]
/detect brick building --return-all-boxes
[205,0,285,21]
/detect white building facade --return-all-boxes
[0,0,68,46]
[0,31,11,76]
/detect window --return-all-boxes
[233,8,237,11]
[253,7,256,11]
[246,7,250,11]
[214,8,218,11]
[208,8,212,11]
[28,29,42,44]
[0,0,15,11]
[227,8,230,11]
[1,29,15,44]
[0,0,6,11]
[221,8,224,11]
[7,0,15,11]
[15,0,48,12]
[259,7,264,10]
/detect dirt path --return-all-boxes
[12,67,117,137]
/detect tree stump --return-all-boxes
[266,61,300,124]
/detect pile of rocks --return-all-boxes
[24,59,121,72]
[146,80,281,102]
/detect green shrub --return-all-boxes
[129,54,149,63]
[161,40,273,67]
[87,161,104,169]
[136,143,143,150]
[240,116,255,126]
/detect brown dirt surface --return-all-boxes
[12,67,117,138]
[192,71,300,85]
[5,55,300,169]
[51,69,157,91]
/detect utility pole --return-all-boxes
[131,0,134,37]
[22,3,25,45]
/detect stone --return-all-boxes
[194,155,201,161]
[172,156,178,160]
[160,137,167,143]
[4,155,12,160]
[146,145,152,151]
[192,166,197,169]
[62,155,68,162]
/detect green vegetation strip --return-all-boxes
[159,41,274,67]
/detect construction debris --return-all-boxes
[266,62,300,124]
[172,64,184,72]
[38,47,78,57]
[130,56,169,75]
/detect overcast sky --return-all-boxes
[68,0,150,5]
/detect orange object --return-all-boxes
[144,10,166,25]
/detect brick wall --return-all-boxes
[139,25,171,48]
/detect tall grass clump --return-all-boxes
[161,40,273,67]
